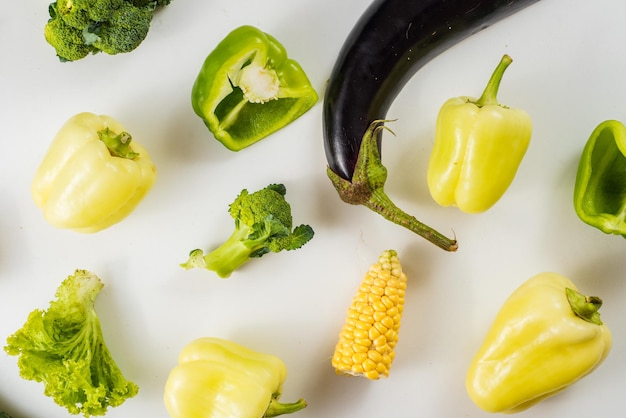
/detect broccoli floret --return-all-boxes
[43,0,172,61]
[84,5,155,55]
[181,183,315,278]
[44,7,96,62]
[4,270,138,417]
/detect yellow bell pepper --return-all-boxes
[163,337,307,418]
[466,272,612,413]
[31,112,157,233]
[427,54,532,213]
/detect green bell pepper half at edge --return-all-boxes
[574,119,626,237]
[191,25,319,151]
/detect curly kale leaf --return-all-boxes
[4,270,138,417]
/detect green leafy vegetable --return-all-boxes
[181,183,315,278]
[4,270,138,417]
[44,0,173,62]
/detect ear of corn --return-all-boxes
[331,249,407,380]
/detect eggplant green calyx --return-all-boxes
[98,127,139,159]
[566,287,604,326]
[473,54,512,108]
[327,120,458,252]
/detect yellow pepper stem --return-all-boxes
[565,287,604,326]
[327,120,458,251]
[264,397,307,417]
[474,54,513,108]
[97,127,139,159]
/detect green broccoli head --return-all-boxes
[44,0,171,61]
[181,183,315,278]
[4,270,138,417]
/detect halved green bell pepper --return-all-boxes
[574,119,626,237]
[191,25,318,151]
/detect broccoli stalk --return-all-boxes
[44,0,172,62]
[181,184,314,278]
[4,270,138,417]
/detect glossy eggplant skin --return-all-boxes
[323,0,540,181]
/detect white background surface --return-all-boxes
[1,0,625,417]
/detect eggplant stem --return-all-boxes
[327,120,458,252]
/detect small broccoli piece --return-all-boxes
[181,183,314,278]
[43,0,172,61]
[4,270,138,417]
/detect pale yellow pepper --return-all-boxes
[466,272,612,413]
[163,337,306,418]
[32,112,157,233]
[427,55,531,213]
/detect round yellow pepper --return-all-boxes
[31,112,157,233]
[164,337,306,418]
[466,272,612,413]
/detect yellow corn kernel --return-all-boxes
[355,337,372,347]
[372,300,387,312]
[381,295,394,309]
[373,335,387,348]
[381,316,395,329]
[354,321,369,330]
[364,370,380,380]
[331,249,408,380]
[353,343,368,353]
[373,311,388,322]
[368,349,383,363]
[368,326,381,341]
[352,352,368,365]
[373,322,388,335]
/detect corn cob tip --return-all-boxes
[331,249,407,380]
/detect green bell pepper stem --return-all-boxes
[265,396,307,417]
[474,54,512,107]
[327,120,458,252]
[574,119,626,237]
[566,287,604,326]
[97,127,138,159]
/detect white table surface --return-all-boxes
[2,1,625,417]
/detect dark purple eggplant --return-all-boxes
[323,0,540,251]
